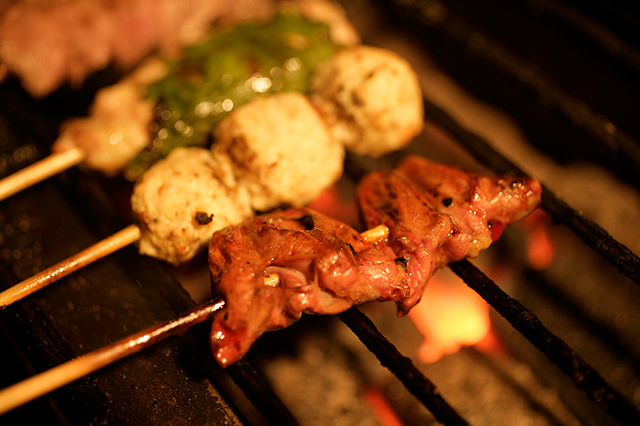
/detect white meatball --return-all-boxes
[212,92,344,212]
[51,58,166,176]
[310,45,424,157]
[131,147,252,265]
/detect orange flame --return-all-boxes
[363,387,405,426]
[409,210,555,363]
[409,274,492,364]
[308,184,360,228]
[519,209,555,270]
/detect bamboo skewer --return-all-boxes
[0,147,85,202]
[0,297,226,415]
[0,219,389,413]
[0,224,141,309]
[0,220,389,310]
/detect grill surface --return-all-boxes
[1,0,640,424]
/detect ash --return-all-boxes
[257,301,581,425]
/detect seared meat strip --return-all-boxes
[208,157,542,367]
[358,155,542,313]
[208,208,405,367]
[397,155,543,240]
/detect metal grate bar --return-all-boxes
[226,359,300,426]
[384,0,640,188]
[540,0,640,75]
[339,307,469,426]
[422,98,640,285]
[449,259,640,424]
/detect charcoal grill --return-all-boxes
[1,0,640,424]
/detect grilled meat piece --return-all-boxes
[208,156,542,367]
[0,0,273,97]
[397,155,543,238]
[208,207,404,367]
[358,155,542,313]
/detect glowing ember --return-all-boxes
[308,184,359,228]
[363,387,404,426]
[520,209,555,270]
[409,273,491,364]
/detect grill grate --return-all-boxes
[450,260,639,423]
[420,97,640,285]
[1,0,640,424]
[340,307,469,425]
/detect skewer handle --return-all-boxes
[0,298,225,415]
[0,147,85,201]
[0,224,141,309]
[0,221,390,413]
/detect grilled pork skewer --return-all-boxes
[0,159,540,414]
[209,156,542,366]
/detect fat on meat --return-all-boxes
[208,156,542,367]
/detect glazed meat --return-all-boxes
[208,208,405,367]
[396,155,543,240]
[208,156,542,367]
[358,155,543,313]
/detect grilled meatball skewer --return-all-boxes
[0,92,344,307]
[0,41,421,201]
[0,3,363,201]
[0,36,426,302]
